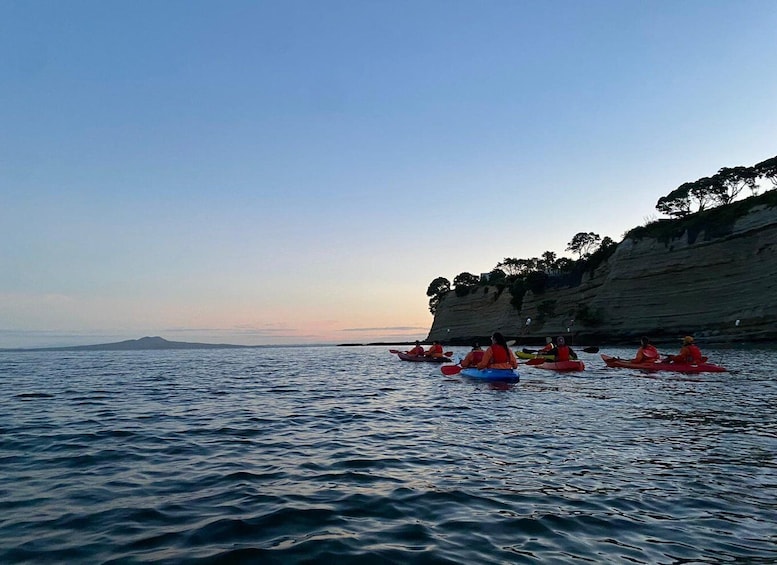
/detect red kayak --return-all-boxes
[530,359,585,372]
[601,354,727,373]
[396,352,452,363]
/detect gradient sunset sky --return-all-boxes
[2,0,776,348]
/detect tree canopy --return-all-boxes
[566,232,601,259]
[453,272,480,287]
[656,155,774,217]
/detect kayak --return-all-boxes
[459,368,520,382]
[397,352,452,363]
[516,350,555,361]
[529,359,585,372]
[601,354,727,373]
[517,350,581,364]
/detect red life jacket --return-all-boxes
[557,345,570,361]
[687,344,703,363]
[471,350,485,363]
[491,345,509,363]
[642,345,659,360]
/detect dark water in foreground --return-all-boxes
[1,346,776,564]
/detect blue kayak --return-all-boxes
[459,368,520,382]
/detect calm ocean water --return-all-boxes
[1,345,775,564]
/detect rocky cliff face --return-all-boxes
[427,203,777,345]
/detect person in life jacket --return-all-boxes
[538,337,554,354]
[666,336,703,364]
[631,336,660,363]
[425,341,445,359]
[406,341,425,356]
[460,343,484,368]
[547,336,577,361]
[477,332,518,370]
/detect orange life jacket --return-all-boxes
[556,345,570,361]
[490,345,509,363]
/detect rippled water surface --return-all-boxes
[1,346,776,563]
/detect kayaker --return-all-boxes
[631,336,660,363]
[477,332,518,370]
[425,340,445,359]
[546,336,577,361]
[460,343,484,368]
[406,341,425,356]
[666,336,703,364]
[538,337,554,354]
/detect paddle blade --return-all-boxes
[440,365,462,376]
[526,358,546,365]
[389,349,401,354]
[582,346,599,354]
[444,351,453,357]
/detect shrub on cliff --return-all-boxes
[576,304,605,327]
[526,271,548,294]
[509,279,526,310]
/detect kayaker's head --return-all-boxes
[472,342,481,350]
[682,335,694,345]
[641,336,650,346]
[545,336,553,344]
[556,336,565,345]
[491,332,508,348]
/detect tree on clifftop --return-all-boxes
[713,166,759,204]
[755,155,777,188]
[496,258,523,277]
[656,185,692,218]
[453,272,480,287]
[566,232,601,259]
[426,277,450,315]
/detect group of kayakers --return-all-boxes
[405,340,445,358]
[408,333,703,368]
[631,335,703,364]
[460,332,519,370]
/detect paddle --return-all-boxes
[582,346,599,354]
[440,365,462,376]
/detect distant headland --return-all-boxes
[0,336,424,352]
[0,336,261,352]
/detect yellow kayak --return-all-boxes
[516,350,555,361]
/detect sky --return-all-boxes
[2,0,776,348]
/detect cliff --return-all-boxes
[427,200,777,345]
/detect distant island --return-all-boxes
[0,336,261,352]
[0,336,424,352]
